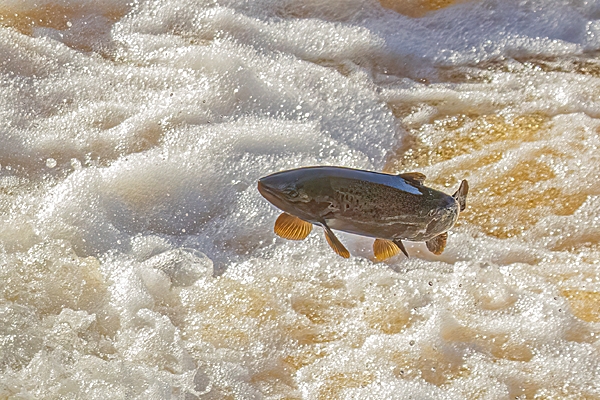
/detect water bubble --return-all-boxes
[46,158,57,168]
[70,158,82,170]
[143,248,213,286]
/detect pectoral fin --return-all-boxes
[425,232,447,255]
[373,239,402,261]
[322,224,350,258]
[274,213,313,240]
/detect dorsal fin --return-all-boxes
[452,180,469,212]
[274,213,313,240]
[425,232,447,255]
[398,172,426,185]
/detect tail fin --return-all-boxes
[453,180,469,212]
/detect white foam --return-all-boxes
[1,0,600,398]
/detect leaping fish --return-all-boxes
[257,166,468,261]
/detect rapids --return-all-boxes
[1,0,599,398]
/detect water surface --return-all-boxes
[1,0,599,398]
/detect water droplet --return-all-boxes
[46,158,57,168]
[71,158,82,170]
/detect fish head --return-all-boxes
[257,169,314,218]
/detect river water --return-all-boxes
[1,0,599,398]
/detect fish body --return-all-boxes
[258,166,468,260]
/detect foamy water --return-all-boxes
[1,0,599,398]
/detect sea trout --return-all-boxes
[257,166,468,260]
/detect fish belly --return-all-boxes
[326,199,458,242]
[325,217,428,241]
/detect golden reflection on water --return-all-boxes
[386,105,600,356]
[393,113,546,168]
[379,0,467,17]
[561,290,600,323]
[318,371,375,400]
[386,112,590,239]
[0,4,76,34]
[0,4,128,35]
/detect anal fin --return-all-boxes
[425,232,447,255]
[274,213,313,240]
[322,224,350,258]
[373,239,401,261]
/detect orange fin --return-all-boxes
[274,213,313,240]
[426,232,447,255]
[323,225,350,258]
[373,239,401,261]
[452,180,469,212]
[398,172,426,185]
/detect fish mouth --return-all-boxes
[257,179,286,207]
[259,178,317,223]
[257,179,275,198]
[258,178,305,219]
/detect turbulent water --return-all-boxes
[1,0,600,398]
